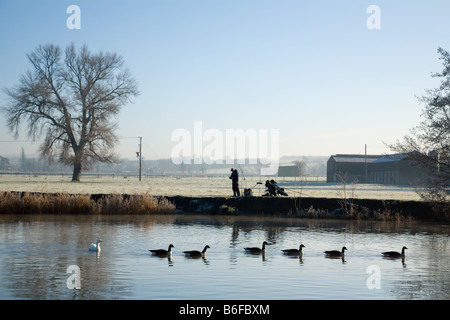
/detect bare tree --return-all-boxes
[2,43,139,181]
[389,47,450,218]
[292,160,307,177]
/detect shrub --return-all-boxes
[0,192,175,215]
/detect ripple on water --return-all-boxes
[0,215,448,299]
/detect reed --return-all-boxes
[0,191,175,215]
[96,193,175,215]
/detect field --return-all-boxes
[0,174,422,201]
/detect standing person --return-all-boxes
[229,168,240,196]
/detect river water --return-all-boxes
[0,214,448,300]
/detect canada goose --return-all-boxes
[183,245,210,257]
[244,241,268,254]
[282,244,305,255]
[89,239,102,252]
[324,246,347,257]
[382,246,407,258]
[149,244,174,256]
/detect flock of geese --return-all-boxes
[150,244,212,258]
[142,241,408,260]
[88,239,408,260]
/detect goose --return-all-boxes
[183,245,210,257]
[149,244,174,256]
[244,241,268,254]
[89,239,102,252]
[324,246,347,257]
[382,246,407,258]
[282,244,305,255]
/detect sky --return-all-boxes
[1,0,450,162]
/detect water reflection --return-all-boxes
[324,255,347,264]
[150,254,174,267]
[382,256,406,268]
[244,250,267,261]
[183,256,210,265]
[0,214,449,299]
[283,254,305,265]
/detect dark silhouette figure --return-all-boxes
[264,179,288,196]
[229,168,240,196]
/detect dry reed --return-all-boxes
[0,191,175,215]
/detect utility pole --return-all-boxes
[365,144,368,183]
[138,136,142,181]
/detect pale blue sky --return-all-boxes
[1,1,450,160]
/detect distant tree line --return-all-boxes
[0,151,327,177]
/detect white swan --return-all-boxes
[89,239,102,252]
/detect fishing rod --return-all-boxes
[238,164,246,182]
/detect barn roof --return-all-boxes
[329,154,382,163]
[372,153,409,163]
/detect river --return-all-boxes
[0,214,448,300]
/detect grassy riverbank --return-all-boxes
[0,191,439,222]
[0,174,421,200]
[1,174,442,220]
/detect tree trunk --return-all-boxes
[72,160,82,182]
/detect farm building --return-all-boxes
[327,152,430,185]
[277,165,300,177]
[0,156,12,171]
[326,154,381,183]
[369,153,429,185]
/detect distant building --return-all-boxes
[327,154,381,183]
[369,153,428,185]
[277,165,300,177]
[0,156,12,171]
[327,152,430,185]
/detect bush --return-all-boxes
[0,192,175,215]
